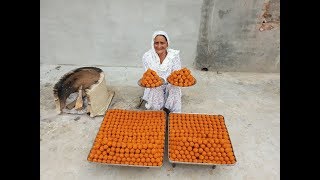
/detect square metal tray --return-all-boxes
[167,112,237,166]
[87,109,167,168]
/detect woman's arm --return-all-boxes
[172,52,182,71]
[142,53,150,72]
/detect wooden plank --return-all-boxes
[75,85,83,110]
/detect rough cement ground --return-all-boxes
[40,64,280,180]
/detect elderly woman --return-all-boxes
[141,31,182,113]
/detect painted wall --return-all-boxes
[195,0,280,72]
[40,0,202,68]
[41,0,279,72]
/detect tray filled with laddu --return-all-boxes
[168,113,237,166]
[87,109,166,167]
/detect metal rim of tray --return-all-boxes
[87,109,167,167]
[88,161,163,168]
[167,112,237,166]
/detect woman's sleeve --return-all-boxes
[172,52,182,71]
[142,53,149,72]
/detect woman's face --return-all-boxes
[154,35,168,55]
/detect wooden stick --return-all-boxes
[75,85,83,110]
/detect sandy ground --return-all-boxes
[40,64,280,180]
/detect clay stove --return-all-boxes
[53,67,114,117]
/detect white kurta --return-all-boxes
[142,48,182,112]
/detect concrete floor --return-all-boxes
[40,64,280,180]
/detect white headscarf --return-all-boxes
[151,30,170,51]
[150,31,179,72]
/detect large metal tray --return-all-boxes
[167,112,237,166]
[87,109,167,167]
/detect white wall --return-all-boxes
[41,0,280,72]
[40,0,202,68]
